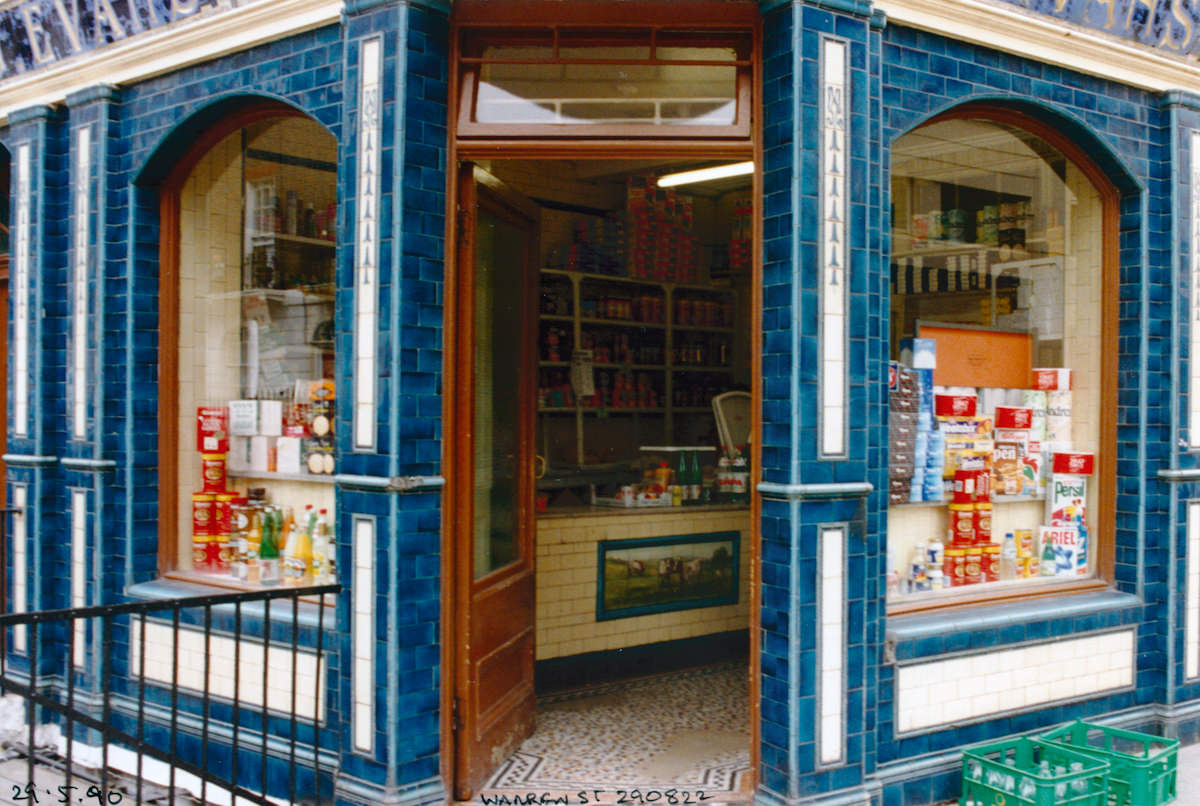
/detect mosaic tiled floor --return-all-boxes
[479,661,752,802]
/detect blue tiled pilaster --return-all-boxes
[333,2,447,805]
[4,105,68,672]
[757,2,877,803]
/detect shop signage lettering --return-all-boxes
[0,0,236,80]
[1000,0,1200,57]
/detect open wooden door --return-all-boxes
[452,164,540,798]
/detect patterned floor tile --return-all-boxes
[479,661,751,801]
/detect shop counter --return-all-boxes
[534,504,751,661]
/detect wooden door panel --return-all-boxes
[453,163,540,799]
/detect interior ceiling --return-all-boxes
[567,159,752,196]
[892,119,1064,191]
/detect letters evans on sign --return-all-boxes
[1002,0,1200,57]
[0,0,238,80]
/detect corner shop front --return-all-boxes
[2,0,1200,804]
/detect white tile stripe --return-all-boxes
[353,37,382,451]
[130,621,325,720]
[895,630,1135,733]
[71,489,86,668]
[11,486,26,653]
[72,126,92,441]
[820,38,849,459]
[1187,502,1200,680]
[1191,131,1200,448]
[352,516,375,752]
[13,144,31,438]
[818,526,845,765]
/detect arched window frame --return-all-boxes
[886,102,1120,615]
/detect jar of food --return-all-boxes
[964,546,983,585]
[944,548,966,587]
[973,502,993,546]
[983,544,1000,582]
[948,504,975,546]
[200,453,227,493]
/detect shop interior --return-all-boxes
[475,157,755,794]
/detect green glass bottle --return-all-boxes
[259,506,281,585]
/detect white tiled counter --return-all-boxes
[535,505,752,660]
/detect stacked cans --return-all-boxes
[627,175,698,283]
[888,362,918,505]
[567,214,626,275]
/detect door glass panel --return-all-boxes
[474,207,526,578]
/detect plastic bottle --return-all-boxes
[1040,534,1058,577]
[312,510,329,584]
[320,509,336,584]
[1000,531,1018,580]
[282,507,313,586]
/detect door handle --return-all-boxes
[535,455,547,480]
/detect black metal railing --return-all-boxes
[0,583,340,805]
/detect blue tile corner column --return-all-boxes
[756,1,880,804]
[2,103,70,682]
[332,1,449,805]
[1158,89,1200,741]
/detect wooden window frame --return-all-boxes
[886,102,1121,617]
[156,101,310,582]
[455,10,755,142]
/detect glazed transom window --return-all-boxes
[887,117,1106,607]
[457,27,752,137]
[173,116,338,588]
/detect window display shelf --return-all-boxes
[201,286,334,304]
[229,470,337,485]
[891,494,1046,509]
[580,317,666,329]
[250,232,336,249]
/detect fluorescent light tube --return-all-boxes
[656,161,754,188]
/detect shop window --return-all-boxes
[887,115,1113,608]
[166,116,338,588]
[456,27,752,138]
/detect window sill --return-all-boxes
[885,588,1142,663]
[125,577,339,643]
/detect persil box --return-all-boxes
[1031,368,1072,390]
[1051,451,1095,476]
[934,394,977,417]
[994,406,1033,430]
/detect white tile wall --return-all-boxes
[13,143,31,438]
[353,37,382,451]
[130,620,325,720]
[352,516,375,752]
[1191,132,1200,448]
[819,526,845,765]
[535,510,751,660]
[72,125,92,441]
[895,630,1134,733]
[11,486,27,653]
[1187,502,1200,680]
[71,490,86,668]
[821,37,848,459]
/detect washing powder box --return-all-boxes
[899,337,937,369]
[935,394,977,417]
[1051,451,1095,476]
[1031,368,1072,390]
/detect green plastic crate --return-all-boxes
[960,736,1110,806]
[1039,721,1179,806]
